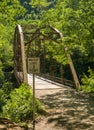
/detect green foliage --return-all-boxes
[0,89,7,113]
[0,24,13,86]
[0,0,25,24]
[81,68,94,92]
[0,81,16,114]
[0,43,13,70]
[20,0,94,80]
[2,82,14,95]
[0,0,23,86]
[30,0,50,7]
[1,83,43,122]
[0,61,5,86]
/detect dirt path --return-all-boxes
[0,118,24,130]
[35,86,94,130]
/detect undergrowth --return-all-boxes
[0,83,45,123]
[81,68,94,93]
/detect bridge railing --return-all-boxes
[38,73,75,87]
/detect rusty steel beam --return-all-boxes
[14,25,28,84]
[50,25,80,89]
[17,25,28,83]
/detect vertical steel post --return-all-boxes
[65,48,80,89]
[33,72,35,130]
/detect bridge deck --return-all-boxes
[28,74,65,90]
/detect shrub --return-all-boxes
[0,89,7,113]
[2,82,14,95]
[0,62,5,87]
[81,68,94,92]
[2,83,43,122]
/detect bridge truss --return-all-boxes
[13,24,80,89]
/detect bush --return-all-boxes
[2,82,14,95]
[81,68,94,92]
[0,62,5,87]
[0,89,7,113]
[0,82,13,114]
[2,83,43,122]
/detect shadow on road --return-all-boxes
[38,87,94,130]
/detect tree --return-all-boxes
[0,0,26,86]
[0,0,25,25]
[28,0,94,82]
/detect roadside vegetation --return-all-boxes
[0,83,44,123]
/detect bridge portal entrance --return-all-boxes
[13,24,80,89]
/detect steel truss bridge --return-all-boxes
[13,24,80,89]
